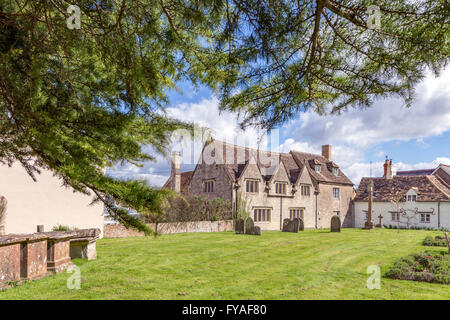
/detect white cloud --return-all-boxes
[288,68,450,148]
[344,157,450,187]
[107,97,268,187]
[281,68,450,185]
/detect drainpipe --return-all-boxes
[438,201,441,229]
[315,192,318,229]
[280,196,283,230]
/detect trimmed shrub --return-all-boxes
[161,195,232,223]
[423,235,448,247]
[386,252,449,285]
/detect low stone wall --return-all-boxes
[104,220,234,238]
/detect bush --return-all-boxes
[52,225,78,231]
[52,225,70,231]
[386,252,449,284]
[160,195,232,223]
[423,235,448,247]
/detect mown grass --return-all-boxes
[1,228,449,300]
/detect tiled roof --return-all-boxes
[290,151,354,185]
[212,140,353,185]
[397,169,435,176]
[162,171,194,195]
[163,139,354,191]
[355,175,450,202]
[434,166,450,187]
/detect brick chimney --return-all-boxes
[322,144,332,161]
[171,151,181,193]
[383,158,394,179]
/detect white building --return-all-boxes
[354,161,450,230]
[0,162,104,236]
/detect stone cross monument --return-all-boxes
[364,181,376,229]
[377,214,383,228]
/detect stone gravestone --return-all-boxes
[292,218,300,232]
[282,218,298,233]
[244,217,261,236]
[282,218,291,232]
[245,217,253,233]
[298,218,304,231]
[235,219,245,234]
[330,215,341,232]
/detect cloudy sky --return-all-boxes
[107,67,450,187]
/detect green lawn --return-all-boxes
[1,229,449,299]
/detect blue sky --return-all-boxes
[107,67,450,187]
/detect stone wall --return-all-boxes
[103,220,234,238]
[234,161,316,231]
[317,184,354,228]
[188,163,234,201]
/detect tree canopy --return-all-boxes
[0,0,448,233]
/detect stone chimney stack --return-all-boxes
[171,151,181,193]
[322,144,332,161]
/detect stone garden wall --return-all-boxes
[104,220,234,238]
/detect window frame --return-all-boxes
[391,212,400,221]
[420,213,430,223]
[301,185,311,196]
[333,187,340,199]
[289,208,304,220]
[315,164,321,173]
[332,167,339,176]
[245,179,259,193]
[275,182,287,195]
[253,208,271,223]
[203,180,215,193]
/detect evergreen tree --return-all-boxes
[0,1,448,232]
[218,0,449,129]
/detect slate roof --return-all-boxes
[355,175,450,202]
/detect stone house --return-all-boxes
[354,161,450,229]
[163,139,354,230]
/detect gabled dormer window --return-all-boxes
[406,189,418,202]
[315,164,321,173]
[246,179,259,193]
[301,185,311,196]
[203,180,214,193]
[275,182,287,195]
[332,167,339,176]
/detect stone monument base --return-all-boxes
[363,221,376,230]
